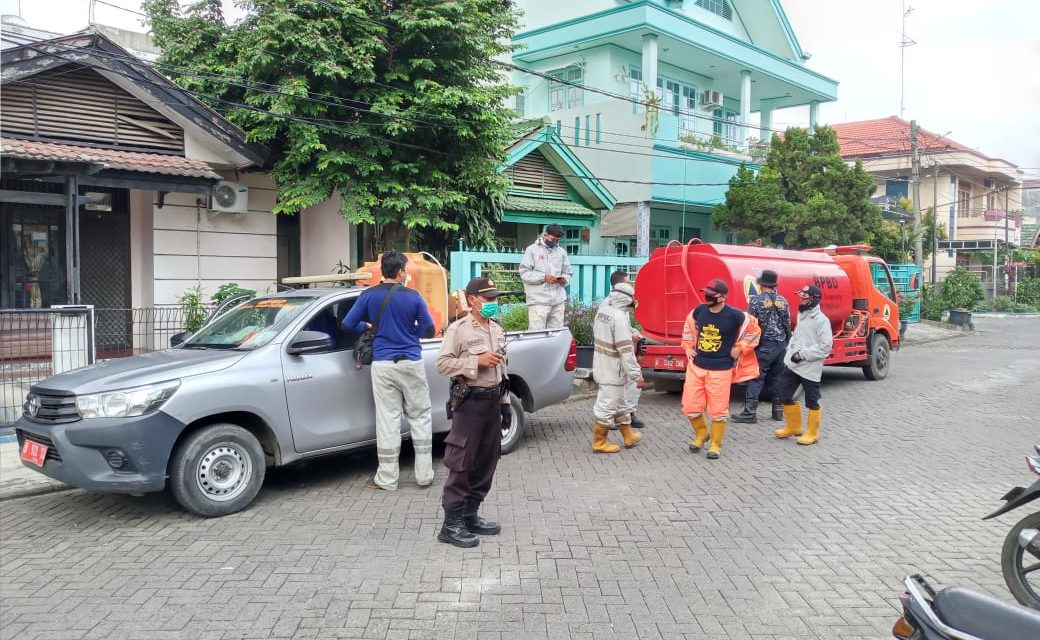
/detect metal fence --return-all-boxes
[1,307,95,427]
[0,306,207,427]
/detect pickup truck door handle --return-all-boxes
[873,307,879,314]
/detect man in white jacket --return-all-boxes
[519,224,573,330]
[774,285,834,445]
[590,282,645,453]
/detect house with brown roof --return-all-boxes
[0,29,369,352]
[831,116,1025,293]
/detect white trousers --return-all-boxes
[593,383,632,428]
[624,378,641,414]
[528,303,565,330]
[370,359,434,489]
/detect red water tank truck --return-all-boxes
[633,240,902,392]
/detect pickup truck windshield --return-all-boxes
[182,297,318,350]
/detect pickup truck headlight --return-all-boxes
[75,380,180,418]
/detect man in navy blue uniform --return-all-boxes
[343,251,436,491]
[732,269,791,423]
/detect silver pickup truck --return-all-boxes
[14,288,576,517]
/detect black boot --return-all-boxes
[630,412,646,429]
[463,498,501,535]
[730,399,758,423]
[438,509,479,547]
[771,398,784,421]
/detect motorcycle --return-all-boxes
[983,443,1040,610]
[892,573,1040,639]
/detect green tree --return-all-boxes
[712,126,883,248]
[873,206,947,264]
[939,267,984,311]
[144,0,519,256]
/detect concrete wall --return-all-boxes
[150,172,278,305]
[129,189,154,308]
[300,194,355,275]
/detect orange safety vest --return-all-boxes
[681,310,762,383]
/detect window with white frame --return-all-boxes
[614,240,630,257]
[656,78,681,114]
[549,67,583,112]
[695,0,733,20]
[680,86,698,133]
[629,67,643,113]
[712,108,740,145]
[515,92,526,117]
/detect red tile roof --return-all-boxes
[0,137,222,179]
[830,116,981,160]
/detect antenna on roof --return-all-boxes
[899,0,917,118]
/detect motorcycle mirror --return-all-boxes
[1027,455,1040,475]
[1034,443,1040,457]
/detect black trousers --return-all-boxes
[744,339,787,401]
[441,394,502,512]
[778,368,822,410]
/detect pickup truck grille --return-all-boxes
[16,430,63,462]
[23,392,80,424]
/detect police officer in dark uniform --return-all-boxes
[435,277,510,548]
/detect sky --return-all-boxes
[2,0,1038,175]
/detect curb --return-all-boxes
[0,480,74,502]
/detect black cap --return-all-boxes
[798,284,823,298]
[465,277,503,298]
[756,270,778,287]
[545,224,564,238]
[701,278,729,296]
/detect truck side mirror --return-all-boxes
[170,331,193,347]
[287,330,332,356]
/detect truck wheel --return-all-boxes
[169,423,266,517]
[500,394,526,455]
[862,334,891,381]
[1001,511,1040,609]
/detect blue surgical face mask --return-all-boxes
[480,301,499,318]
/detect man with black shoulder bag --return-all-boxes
[343,250,436,491]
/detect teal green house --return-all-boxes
[496,122,616,254]
[508,0,838,255]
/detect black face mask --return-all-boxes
[544,237,559,249]
[705,294,721,305]
[799,297,820,311]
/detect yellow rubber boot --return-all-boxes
[797,408,821,445]
[688,415,710,452]
[774,403,803,439]
[592,423,620,453]
[618,424,642,448]
[706,421,727,459]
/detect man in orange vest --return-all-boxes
[681,279,761,459]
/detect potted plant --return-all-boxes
[939,267,984,326]
[896,291,917,340]
[565,301,597,368]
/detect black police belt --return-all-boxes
[468,385,502,400]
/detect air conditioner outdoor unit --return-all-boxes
[210,180,249,213]
[700,89,723,108]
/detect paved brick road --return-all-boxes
[2,317,1038,640]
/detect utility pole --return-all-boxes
[910,119,922,266]
[931,160,938,283]
[900,1,916,119]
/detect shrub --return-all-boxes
[1016,277,1040,308]
[499,304,528,332]
[177,285,206,332]
[564,300,597,346]
[920,284,943,321]
[211,282,256,305]
[939,267,984,311]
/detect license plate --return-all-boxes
[20,439,48,468]
[654,357,685,370]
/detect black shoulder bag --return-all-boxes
[353,284,401,367]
